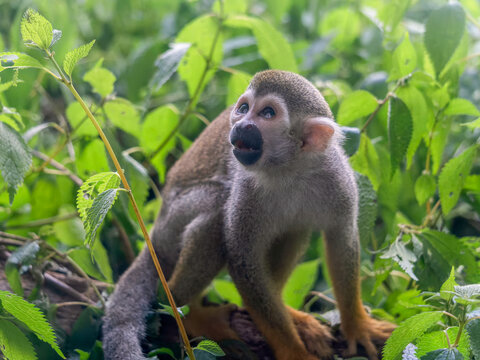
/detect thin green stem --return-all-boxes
[56,72,195,359]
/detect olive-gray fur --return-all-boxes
[103,70,361,360]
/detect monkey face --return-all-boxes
[230,90,296,168]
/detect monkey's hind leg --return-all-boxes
[166,189,237,342]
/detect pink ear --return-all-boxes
[302,118,335,151]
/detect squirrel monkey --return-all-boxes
[103,70,394,360]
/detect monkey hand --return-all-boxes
[289,308,334,359]
[342,316,396,360]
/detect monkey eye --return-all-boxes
[237,103,249,114]
[260,106,275,119]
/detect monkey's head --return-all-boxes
[229,70,338,169]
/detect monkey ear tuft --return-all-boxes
[301,117,336,152]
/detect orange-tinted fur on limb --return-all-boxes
[103,70,395,360]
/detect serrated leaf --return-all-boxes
[342,127,361,157]
[416,327,469,359]
[5,263,23,296]
[84,189,119,247]
[0,319,37,360]
[83,66,116,98]
[420,349,463,360]
[0,290,65,358]
[444,98,480,117]
[0,122,32,204]
[77,172,120,222]
[20,9,53,50]
[151,43,191,92]
[383,311,443,360]
[454,284,480,300]
[380,236,418,281]
[439,267,457,301]
[50,29,62,48]
[63,40,95,78]
[103,98,140,137]
[388,97,413,177]
[421,230,478,283]
[396,85,429,168]
[389,33,417,81]
[414,174,436,206]
[196,340,225,356]
[0,52,45,73]
[337,90,378,126]
[438,146,476,215]
[466,319,480,359]
[176,16,223,101]
[356,173,377,245]
[225,15,297,72]
[283,260,319,309]
[425,3,466,77]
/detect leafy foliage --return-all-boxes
[0,0,479,359]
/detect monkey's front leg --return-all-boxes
[324,224,395,359]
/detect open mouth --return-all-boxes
[230,123,263,166]
[233,139,260,152]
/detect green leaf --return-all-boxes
[213,0,248,15]
[444,98,480,117]
[342,127,361,157]
[420,349,463,360]
[151,42,191,92]
[50,29,62,48]
[68,244,113,282]
[226,71,251,107]
[350,134,381,190]
[421,230,478,283]
[0,52,45,73]
[63,40,95,78]
[103,98,140,137]
[77,171,120,222]
[464,175,480,192]
[380,236,418,281]
[466,319,480,359]
[0,122,32,204]
[83,65,116,98]
[416,327,469,359]
[389,33,417,81]
[388,97,413,177]
[356,173,377,245]
[176,15,223,100]
[196,340,225,356]
[141,106,179,183]
[439,267,457,301]
[0,290,65,358]
[84,189,119,247]
[438,146,476,215]
[0,319,36,360]
[76,139,109,178]
[396,85,429,168]
[383,311,443,360]
[20,9,53,50]
[225,15,297,72]
[454,284,480,301]
[414,174,436,206]
[424,3,466,77]
[337,90,378,126]
[319,7,361,50]
[66,101,97,136]
[5,241,40,296]
[212,279,242,306]
[283,259,319,309]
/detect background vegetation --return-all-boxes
[0,0,479,359]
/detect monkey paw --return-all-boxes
[343,316,396,360]
[289,308,334,359]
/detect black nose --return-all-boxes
[230,122,263,166]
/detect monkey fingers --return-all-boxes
[288,307,334,359]
[343,316,396,360]
[182,303,239,342]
